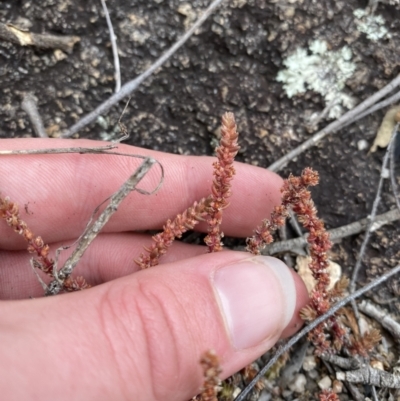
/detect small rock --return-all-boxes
[370,360,384,370]
[303,355,317,372]
[318,375,332,390]
[357,139,368,151]
[332,379,343,394]
[289,373,307,393]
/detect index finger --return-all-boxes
[0,138,283,249]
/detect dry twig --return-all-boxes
[358,300,400,343]
[61,0,226,138]
[100,0,121,93]
[336,364,400,388]
[320,354,361,370]
[0,22,80,53]
[263,208,400,255]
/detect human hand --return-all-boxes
[0,138,308,401]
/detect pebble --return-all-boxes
[289,373,307,393]
[357,139,369,151]
[318,375,332,390]
[303,355,317,372]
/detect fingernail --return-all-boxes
[213,256,296,350]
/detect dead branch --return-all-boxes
[0,22,79,54]
[320,354,361,370]
[21,93,48,138]
[61,0,226,138]
[336,364,400,388]
[358,300,400,343]
[263,208,400,255]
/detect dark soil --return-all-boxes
[1,0,400,400]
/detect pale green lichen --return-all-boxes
[353,8,391,42]
[276,40,356,118]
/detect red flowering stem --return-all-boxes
[0,195,90,292]
[137,112,240,267]
[204,112,240,253]
[247,168,344,353]
[0,196,54,275]
[135,196,212,269]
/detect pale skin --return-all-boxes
[0,138,308,401]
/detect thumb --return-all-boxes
[0,251,308,401]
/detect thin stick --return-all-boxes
[371,385,379,401]
[100,0,121,93]
[0,22,79,53]
[268,74,400,172]
[263,208,400,255]
[21,93,48,138]
[337,365,400,388]
[390,125,400,212]
[358,300,400,343]
[350,127,398,294]
[234,263,400,401]
[46,158,157,295]
[61,0,226,138]
[346,90,400,126]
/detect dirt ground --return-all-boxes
[1,0,400,400]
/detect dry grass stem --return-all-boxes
[46,157,157,295]
[0,144,119,155]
